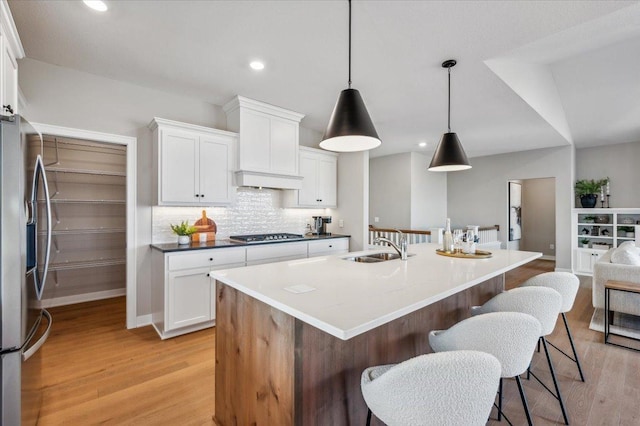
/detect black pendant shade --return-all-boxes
[428,132,471,171]
[320,88,381,152]
[320,0,381,152]
[428,59,471,172]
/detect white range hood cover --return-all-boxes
[234,170,303,190]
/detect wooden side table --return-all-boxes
[604,280,640,351]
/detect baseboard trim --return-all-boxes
[38,289,125,308]
[137,314,153,328]
[555,267,573,273]
[540,255,556,261]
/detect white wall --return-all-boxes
[521,178,556,257]
[576,140,640,208]
[411,152,447,229]
[369,152,447,230]
[447,145,574,271]
[369,153,411,228]
[328,152,369,251]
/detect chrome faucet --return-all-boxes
[373,230,408,260]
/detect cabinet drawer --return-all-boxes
[168,247,246,271]
[246,242,308,263]
[308,238,349,256]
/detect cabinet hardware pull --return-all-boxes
[195,194,200,197]
[201,194,204,197]
[329,245,332,248]
[209,258,213,261]
[3,105,13,114]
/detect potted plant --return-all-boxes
[583,215,596,223]
[619,226,635,238]
[580,238,590,248]
[170,221,197,245]
[575,178,609,208]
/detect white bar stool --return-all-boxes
[361,350,501,426]
[520,271,585,381]
[471,286,569,425]
[429,312,542,426]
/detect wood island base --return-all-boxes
[214,275,503,426]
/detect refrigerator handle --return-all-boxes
[35,155,52,299]
[22,310,52,362]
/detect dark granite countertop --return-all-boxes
[151,233,350,253]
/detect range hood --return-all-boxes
[224,96,305,190]
[234,170,303,190]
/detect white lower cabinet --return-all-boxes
[246,241,308,266]
[574,249,605,275]
[151,237,350,338]
[308,238,349,257]
[152,247,246,339]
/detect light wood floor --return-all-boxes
[39,259,640,425]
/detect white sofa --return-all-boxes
[593,245,640,317]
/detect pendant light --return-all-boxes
[428,59,471,172]
[320,0,381,152]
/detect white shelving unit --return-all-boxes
[572,208,640,275]
[32,135,127,303]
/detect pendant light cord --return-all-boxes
[348,0,352,88]
[447,66,451,132]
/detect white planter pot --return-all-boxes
[582,244,589,248]
[628,232,636,238]
[177,235,190,245]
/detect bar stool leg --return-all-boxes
[562,312,585,382]
[366,408,372,426]
[515,376,533,426]
[497,378,503,421]
[541,337,570,425]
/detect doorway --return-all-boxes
[508,178,556,260]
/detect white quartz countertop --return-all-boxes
[210,243,541,340]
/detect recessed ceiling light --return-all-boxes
[250,61,265,71]
[419,142,427,148]
[83,0,108,12]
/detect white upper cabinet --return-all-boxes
[1,1,24,116]
[285,147,338,208]
[149,118,236,206]
[223,96,305,189]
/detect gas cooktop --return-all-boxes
[229,233,305,244]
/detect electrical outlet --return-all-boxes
[550,243,555,250]
[374,217,379,223]
[339,219,344,228]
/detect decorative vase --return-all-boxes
[628,232,636,239]
[178,235,190,245]
[582,244,589,248]
[580,194,597,208]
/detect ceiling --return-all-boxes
[8,0,640,159]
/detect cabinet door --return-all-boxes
[298,154,318,206]
[199,136,232,204]
[167,267,213,330]
[317,156,337,207]
[1,35,18,115]
[270,117,298,175]
[239,110,271,172]
[159,129,199,204]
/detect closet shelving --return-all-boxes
[30,135,127,301]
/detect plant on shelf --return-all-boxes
[170,221,197,245]
[619,226,635,238]
[580,238,590,248]
[583,215,596,223]
[575,177,609,208]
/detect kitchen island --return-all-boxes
[211,243,541,425]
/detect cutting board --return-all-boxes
[192,210,216,242]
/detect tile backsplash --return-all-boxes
[152,187,327,243]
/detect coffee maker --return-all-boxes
[311,216,332,235]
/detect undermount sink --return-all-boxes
[343,252,414,263]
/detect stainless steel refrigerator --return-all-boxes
[0,114,52,425]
